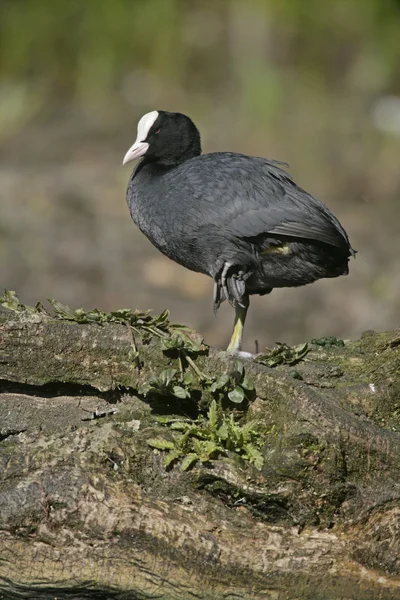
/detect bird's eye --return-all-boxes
[154,128,161,134]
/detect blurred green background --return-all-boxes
[1,0,400,350]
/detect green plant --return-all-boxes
[208,360,254,405]
[311,336,345,349]
[256,342,309,367]
[0,290,172,337]
[160,331,207,382]
[138,368,192,400]
[147,399,265,471]
[0,290,39,313]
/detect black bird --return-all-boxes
[123,111,355,355]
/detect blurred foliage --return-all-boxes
[1,0,400,126]
[1,0,400,347]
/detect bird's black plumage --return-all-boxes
[124,110,355,352]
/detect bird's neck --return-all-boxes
[144,137,202,169]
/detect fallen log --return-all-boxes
[0,295,399,599]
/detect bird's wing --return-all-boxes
[177,153,352,251]
[219,158,351,250]
[228,205,350,249]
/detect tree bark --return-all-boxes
[0,304,399,600]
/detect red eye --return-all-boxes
[154,128,161,134]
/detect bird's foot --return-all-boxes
[226,349,254,359]
[236,350,254,359]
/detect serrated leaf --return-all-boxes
[207,399,218,431]
[217,422,229,440]
[71,308,88,323]
[172,385,190,399]
[47,298,75,319]
[170,421,191,431]
[0,290,33,311]
[202,440,221,457]
[111,308,130,316]
[157,416,177,424]
[245,446,264,470]
[180,453,198,471]
[228,386,245,404]
[147,438,175,450]
[241,420,259,439]
[163,449,182,468]
[0,290,21,310]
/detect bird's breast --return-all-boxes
[127,186,210,275]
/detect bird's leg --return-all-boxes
[213,262,233,315]
[221,261,233,304]
[226,297,249,354]
[213,281,220,315]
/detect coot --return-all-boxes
[123,111,355,354]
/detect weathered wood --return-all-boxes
[0,307,400,599]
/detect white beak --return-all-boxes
[122,141,149,165]
[123,110,159,166]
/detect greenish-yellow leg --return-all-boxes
[226,302,248,354]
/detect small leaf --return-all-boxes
[294,342,308,355]
[147,438,175,450]
[157,416,177,424]
[211,374,230,391]
[156,308,170,324]
[183,371,193,385]
[241,376,254,391]
[201,440,221,459]
[72,308,89,323]
[161,334,184,351]
[228,386,245,404]
[207,399,218,431]
[35,301,50,315]
[180,453,198,471]
[170,421,191,430]
[128,349,139,361]
[47,298,75,319]
[245,446,264,470]
[241,419,259,439]
[0,290,22,311]
[311,336,344,348]
[138,383,152,396]
[290,369,303,380]
[172,385,190,399]
[217,422,229,440]
[233,361,244,376]
[159,368,177,386]
[163,449,182,468]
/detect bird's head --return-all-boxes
[123,110,201,167]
